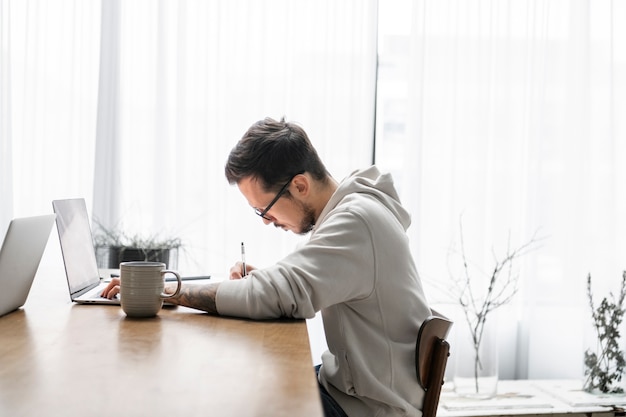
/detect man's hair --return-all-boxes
[225,117,330,192]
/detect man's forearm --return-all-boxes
[169,282,220,315]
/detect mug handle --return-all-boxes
[160,270,182,299]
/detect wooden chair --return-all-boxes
[415,311,453,417]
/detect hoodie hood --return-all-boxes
[316,165,411,231]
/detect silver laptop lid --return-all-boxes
[0,214,56,317]
[52,199,101,299]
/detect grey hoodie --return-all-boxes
[217,166,431,416]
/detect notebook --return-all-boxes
[52,198,121,304]
[0,214,56,317]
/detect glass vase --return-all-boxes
[453,317,498,399]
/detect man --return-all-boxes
[103,117,432,417]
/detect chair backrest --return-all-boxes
[415,311,453,417]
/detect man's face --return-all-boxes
[238,176,315,235]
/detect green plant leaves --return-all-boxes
[584,271,626,394]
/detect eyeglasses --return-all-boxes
[254,173,302,221]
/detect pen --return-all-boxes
[241,242,247,276]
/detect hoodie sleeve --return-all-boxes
[215,206,377,319]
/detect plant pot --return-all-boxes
[95,246,178,269]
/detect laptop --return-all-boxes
[52,198,121,304]
[52,198,211,305]
[0,214,56,317]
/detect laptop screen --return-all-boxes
[52,199,101,296]
[0,214,56,316]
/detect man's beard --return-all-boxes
[296,201,316,235]
[272,198,316,235]
[298,206,316,235]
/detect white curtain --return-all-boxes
[0,0,12,229]
[376,0,626,380]
[2,0,377,276]
[92,0,378,276]
[0,0,101,230]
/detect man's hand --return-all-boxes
[101,278,120,299]
[229,261,256,280]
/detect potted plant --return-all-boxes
[584,271,626,394]
[92,220,183,269]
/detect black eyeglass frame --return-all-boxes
[254,172,303,221]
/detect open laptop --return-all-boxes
[0,214,56,317]
[52,198,210,305]
[52,198,121,304]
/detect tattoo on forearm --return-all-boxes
[171,283,219,315]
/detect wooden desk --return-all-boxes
[0,265,324,417]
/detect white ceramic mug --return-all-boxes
[120,261,182,318]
